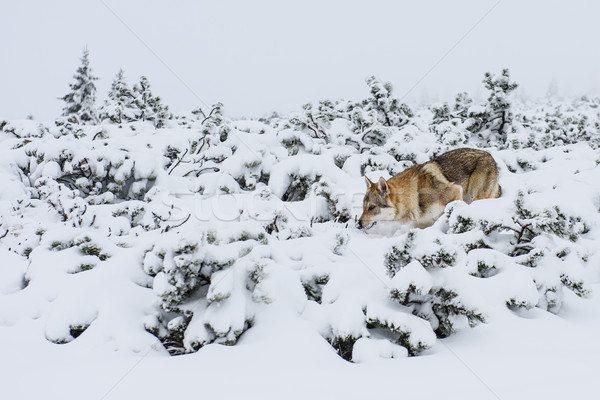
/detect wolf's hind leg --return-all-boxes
[449,182,463,202]
[467,165,500,202]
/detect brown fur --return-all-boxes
[358,148,501,229]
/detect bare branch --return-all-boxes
[163,214,191,233]
[168,148,189,175]
[201,107,218,125]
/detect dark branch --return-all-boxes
[168,148,189,175]
[163,214,191,233]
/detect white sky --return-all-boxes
[1,0,599,121]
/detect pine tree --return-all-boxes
[364,76,413,128]
[430,92,473,125]
[482,68,518,142]
[59,48,99,124]
[99,69,135,124]
[132,76,169,128]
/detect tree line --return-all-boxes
[59,48,169,128]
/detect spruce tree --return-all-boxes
[132,76,169,128]
[99,69,135,124]
[59,48,99,124]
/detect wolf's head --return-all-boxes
[356,176,395,230]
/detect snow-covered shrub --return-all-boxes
[282,172,321,201]
[163,125,234,182]
[447,191,589,259]
[477,68,519,146]
[142,226,271,354]
[363,76,413,129]
[432,121,470,147]
[302,274,329,304]
[431,69,519,149]
[131,76,169,129]
[278,128,319,156]
[197,102,230,142]
[359,147,403,176]
[276,76,415,155]
[365,300,438,355]
[445,191,592,313]
[98,68,137,125]
[287,103,330,141]
[384,229,483,339]
[431,92,473,126]
[385,230,458,276]
[348,106,378,139]
[309,179,351,223]
[511,100,600,150]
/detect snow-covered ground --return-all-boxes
[2,285,599,399]
[1,84,600,399]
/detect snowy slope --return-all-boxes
[1,89,600,399]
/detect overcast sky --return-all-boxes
[1,0,599,121]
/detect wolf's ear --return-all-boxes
[364,176,374,189]
[378,177,389,194]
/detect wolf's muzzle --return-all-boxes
[356,220,376,230]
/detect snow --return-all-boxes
[0,249,27,295]
[2,93,600,399]
[352,337,408,362]
[2,292,600,399]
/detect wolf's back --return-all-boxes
[432,148,498,186]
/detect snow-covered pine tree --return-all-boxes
[350,76,413,147]
[59,48,99,124]
[132,76,169,128]
[364,76,413,128]
[453,92,473,120]
[431,92,473,125]
[430,92,475,146]
[99,69,136,124]
[199,102,230,142]
[481,68,519,144]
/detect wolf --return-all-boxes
[357,148,501,230]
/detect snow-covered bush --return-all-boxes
[384,229,484,340]
[142,226,270,354]
[18,134,157,202]
[98,69,137,125]
[479,68,519,145]
[431,69,520,149]
[309,179,351,223]
[444,190,592,313]
[363,76,413,129]
[130,76,170,129]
